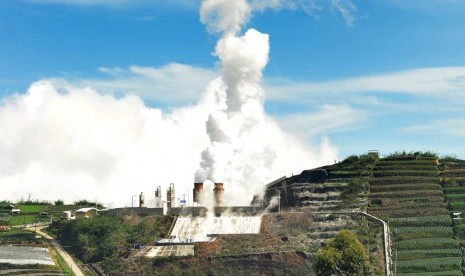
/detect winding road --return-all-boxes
[33,226,85,276]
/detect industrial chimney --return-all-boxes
[139,192,145,208]
[213,183,224,206]
[154,186,162,208]
[193,182,205,206]
[167,183,175,209]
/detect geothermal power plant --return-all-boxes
[100,181,265,258]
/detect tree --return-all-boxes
[54,199,64,206]
[314,230,371,275]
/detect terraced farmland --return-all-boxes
[440,160,465,254]
[368,157,461,274]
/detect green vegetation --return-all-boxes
[73,199,103,209]
[0,228,40,245]
[49,245,74,275]
[0,201,100,226]
[48,215,172,263]
[396,249,462,261]
[369,153,461,274]
[314,230,370,275]
[54,200,64,206]
[396,257,461,273]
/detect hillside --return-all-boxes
[8,151,465,275]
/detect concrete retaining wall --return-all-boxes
[100,207,164,217]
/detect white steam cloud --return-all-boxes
[195,0,337,205]
[0,0,339,207]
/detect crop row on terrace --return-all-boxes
[395,249,462,261]
[443,187,465,193]
[371,210,449,219]
[444,194,465,201]
[389,215,451,223]
[389,218,451,227]
[370,183,442,192]
[370,176,440,184]
[377,160,437,165]
[394,226,453,234]
[396,238,458,250]
[448,202,465,211]
[370,190,443,199]
[442,169,465,173]
[394,232,452,241]
[374,165,438,171]
[373,170,439,177]
[368,157,461,274]
[370,201,446,210]
[443,163,465,170]
[398,272,462,276]
[396,257,461,273]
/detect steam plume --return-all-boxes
[0,0,338,207]
[195,0,337,205]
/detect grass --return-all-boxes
[18,204,47,213]
[50,246,75,275]
[8,214,44,226]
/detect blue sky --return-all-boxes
[2,0,465,159]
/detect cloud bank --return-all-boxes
[0,76,337,206]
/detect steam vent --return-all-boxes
[213,183,224,206]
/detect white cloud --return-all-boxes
[265,67,465,102]
[0,79,337,207]
[25,0,199,8]
[69,63,218,105]
[329,0,357,26]
[379,0,465,12]
[250,0,357,26]
[278,104,364,138]
[0,80,211,206]
[404,119,465,137]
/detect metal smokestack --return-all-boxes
[154,186,162,208]
[167,183,175,209]
[193,183,205,205]
[139,192,145,208]
[213,183,224,206]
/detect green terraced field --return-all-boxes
[368,156,460,274]
[398,272,462,276]
[396,238,458,250]
[394,226,453,234]
[396,257,461,273]
[17,204,47,213]
[395,249,462,261]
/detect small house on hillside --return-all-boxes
[10,209,20,215]
[74,207,98,219]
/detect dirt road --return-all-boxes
[34,227,85,276]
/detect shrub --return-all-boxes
[314,230,370,275]
[54,200,64,206]
[73,199,104,209]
